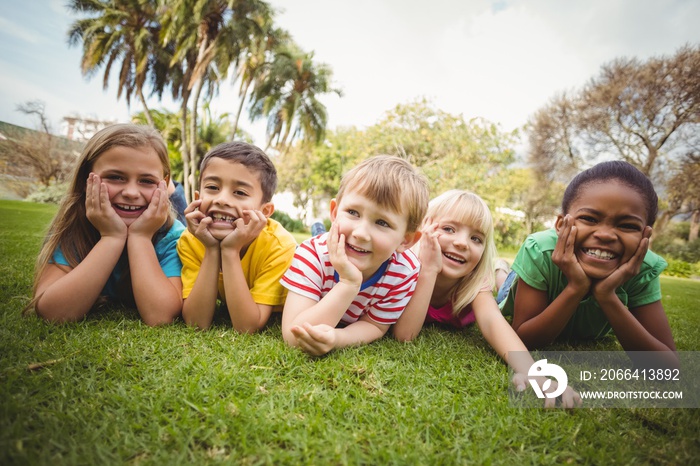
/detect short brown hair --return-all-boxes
[199,142,277,203]
[336,155,428,233]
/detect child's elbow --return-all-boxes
[35,301,86,324]
[281,326,299,347]
[392,326,418,342]
[142,313,177,327]
[232,321,264,334]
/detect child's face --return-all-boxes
[330,191,414,281]
[196,158,272,241]
[91,145,166,227]
[435,217,485,282]
[557,180,648,280]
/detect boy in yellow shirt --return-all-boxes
[177,142,296,332]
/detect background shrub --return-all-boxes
[24,182,68,204]
[271,210,306,232]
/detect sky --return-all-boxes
[1,0,699,149]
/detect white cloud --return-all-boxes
[0,16,39,44]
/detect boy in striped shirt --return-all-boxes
[281,155,429,355]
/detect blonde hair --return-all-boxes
[25,124,172,314]
[423,190,496,315]
[336,155,429,233]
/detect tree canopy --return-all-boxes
[67,0,341,201]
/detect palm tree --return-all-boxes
[160,0,274,200]
[67,0,161,127]
[230,26,290,140]
[250,43,342,151]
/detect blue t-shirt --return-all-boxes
[51,221,185,300]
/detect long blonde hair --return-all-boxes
[25,124,172,314]
[422,190,496,315]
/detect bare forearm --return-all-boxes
[289,282,359,328]
[392,271,437,342]
[597,296,677,355]
[514,285,587,348]
[334,320,387,348]
[182,247,221,329]
[128,236,182,326]
[221,252,269,333]
[36,237,124,322]
[472,294,533,375]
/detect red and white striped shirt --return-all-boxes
[281,233,421,325]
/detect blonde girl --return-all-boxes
[392,190,580,407]
[26,124,185,325]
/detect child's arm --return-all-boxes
[290,317,389,356]
[392,221,442,342]
[512,217,591,347]
[590,227,678,367]
[219,210,272,333]
[34,174,126,322]
[281,223,363,345]
[127,181,182,326]
[181,199,223,329]
[473,291,582,408]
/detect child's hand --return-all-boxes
[85,173,127,239]
[517,373,582,408]
[129,180,169,237]
[327,221,363,287]
[220,210,267,252]
[592,226,652,300]
[290,322,337,356]
[184,199,219,248]
[552,215,590,293]
[419,219,443,275]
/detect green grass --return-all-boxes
[1,200,699,465]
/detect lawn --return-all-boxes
[0,200,698,465]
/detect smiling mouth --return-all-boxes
[582,248,617,260]
[114,204,145,213]
[210,213,237,226]
[443,252,466,264]
[347,243,370,254]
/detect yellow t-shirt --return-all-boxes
[177,218,297,308]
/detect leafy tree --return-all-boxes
[161,0,274,200]
[364,99,518,202]
[67,0,161,127]
[529,45,700,182]
[275,99,520,226]
[231,26,290,138]
[498,168,563,241]
[527,92,581,183]
[0,102,80,188]
[659,152,700,240]
[132,104,234,184]
[250,42,342,151]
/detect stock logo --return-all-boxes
[528,359,568,399]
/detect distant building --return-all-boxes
[62,116,117,142]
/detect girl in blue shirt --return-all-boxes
[27,124,184,325]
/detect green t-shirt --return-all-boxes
[499,229,667,340]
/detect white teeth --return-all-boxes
[443,252,466,263]
[211,213,235,223]
[348,244,369,253]
[116,204,142,211]
[583,248,616,260]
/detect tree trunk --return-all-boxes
[138,90,155,128]
[189,78,205,200]
[180,100,191,203]
[689,209,700,242]
[231,79,251,141]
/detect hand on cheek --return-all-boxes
[85,173,127,239]
[327,222,362,287]
[130,180,169,237]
